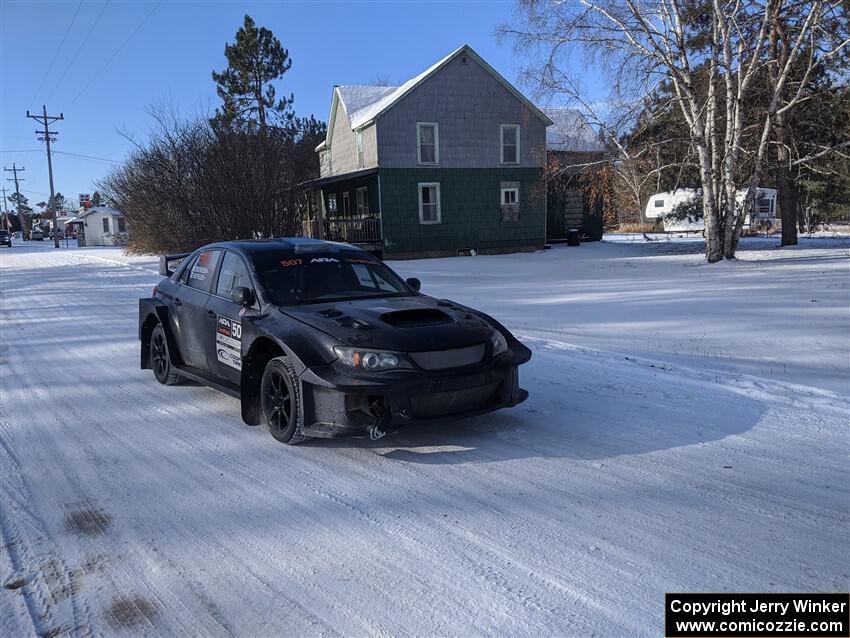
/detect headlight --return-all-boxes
[333,346,413,371]
[490,330,508,357]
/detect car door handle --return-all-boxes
[174,297,183,307]
[207,310,216,317]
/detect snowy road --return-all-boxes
[1,240,848,637]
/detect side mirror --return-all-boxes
[158,256,170,277]
[406,277,421,294]
[232,286,255,307]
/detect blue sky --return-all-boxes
[1,0,600,207]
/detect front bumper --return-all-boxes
[297,351,530,439]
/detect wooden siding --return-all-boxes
[324,98,379,177]
[379,167,545,256]
[376,54,546,169]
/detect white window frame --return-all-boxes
[500,124,520,165]
[417,122,439,165]
[417,182,441,225]
[327,193,337,215]
[355,130,364,169]
[501,187,519,205]
[356,186,369,216]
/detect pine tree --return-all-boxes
[9,192,32,216]
[211,15,294,132]
[49,192,66,213]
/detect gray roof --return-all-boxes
[336,85,399,129]
[77,206,124,219]
[330,44,553,133]
[543,108,607,153]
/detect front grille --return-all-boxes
[409,382,501,418]
[409,343,486,370]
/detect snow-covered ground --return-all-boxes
[1,238,848,637]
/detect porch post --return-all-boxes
[316,188,326,240]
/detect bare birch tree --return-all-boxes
[503,0,848,261]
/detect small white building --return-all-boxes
[69,206,129,246]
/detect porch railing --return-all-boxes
[301,218,381,244]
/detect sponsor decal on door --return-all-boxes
[216,315,242,370]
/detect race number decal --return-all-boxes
[215,315,242,370]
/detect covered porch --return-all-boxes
[300,168,383,254]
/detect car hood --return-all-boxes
[279,295,495,351]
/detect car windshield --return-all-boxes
[253,250,412,305]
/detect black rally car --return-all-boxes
[139,238,530,444]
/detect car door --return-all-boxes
[205,250,258,385]
[170,249,223,371]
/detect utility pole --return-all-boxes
[4,163,25,235]
[0,187,10,232]
[27,105,64,248]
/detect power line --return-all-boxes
[45,0,112,104]
[68,1,162,107]
[53,150,118,164]
[28,0,84,107]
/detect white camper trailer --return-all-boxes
[644,188,779,232]
[644,189,702,231]
[738,188,779,231]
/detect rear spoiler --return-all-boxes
[159,253,190,277]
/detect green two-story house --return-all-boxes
[301,44,553,258]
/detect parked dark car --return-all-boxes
[0,230,11,247]
[139,238,531,444]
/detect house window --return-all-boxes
[342,191,351,216]
[356,187,369,216]
[654,199,665,208]
[356,131,364,169]
[327,193,337,215]
[102,217,110,233]
[500,124,520,164]
[417,122,439,165]
[500,182,520,222]
[116,217,126,233]
[418,183,441,224]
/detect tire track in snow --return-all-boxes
[2,244,847,635]
[2,252,347,635]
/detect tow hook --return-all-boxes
[367,423,387,441]
[366,398,391,440]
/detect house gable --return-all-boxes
[376,47,549,169]
[321,88,379,177]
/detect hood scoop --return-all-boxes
[315,307,371,329]
[379,308,453,328]
[317,307,343,318]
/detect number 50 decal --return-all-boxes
[232,322,242,340]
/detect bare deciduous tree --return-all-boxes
[99,106,325,255]
[503,0,848,261]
